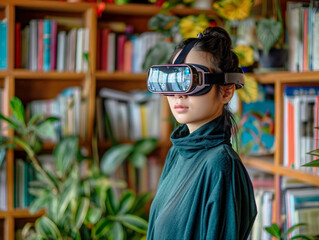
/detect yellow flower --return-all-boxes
[179,14,209,39]
[213,0,253,20]
[233,45,255,67]
[237,75,258,103]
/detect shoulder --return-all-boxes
[204,144,236,171]
[202,144,245,181]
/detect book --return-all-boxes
[0,19,8,70]
[56,31,67,72]
[43,19,51,71]
[29,19,38,71]
[15,22,21,69]
[75,28,84,73]
[37,20,44,71]
[50,20,57,71]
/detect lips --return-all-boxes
[174,104,189,113]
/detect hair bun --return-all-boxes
[203,26,232,50]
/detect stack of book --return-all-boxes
[96,87,163,142]
[16,17,89,72]
[281,178,319,238]
[286,1,319,72]
[96,23,162,73]
[26,86,87,141]
[283,86,319,174]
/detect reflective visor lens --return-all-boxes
[147,65,193,93]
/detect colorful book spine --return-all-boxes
[0,19,8,70]
[37,20,44,71]
[50,20,57,71]
[43,19,51,72]
[15,22,21,69]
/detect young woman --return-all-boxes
[146,26,257,240]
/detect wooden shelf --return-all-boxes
[0,209,44,218]
[243,157,319,187]
[11,0,92,12]
[13,69,86,80]
[248,70,319,84]
[96,71,147,81]
[0,71,8,78]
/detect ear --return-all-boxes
[220,84,235,104]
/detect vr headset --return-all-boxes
[146,37,245,96]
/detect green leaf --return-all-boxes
[148,14,179,35]
[29,193,51,214]
[100,144,134,176]
[291,235,315,240]
[47,197,59,223]
[130,192,152,214]
[92,218,112,238]
[118,190,135,215]
[74,197,90,230]
[142,42,176,72]
[106,187,118,215]
[57,182,77,218]
[35,117,59,141]
[54,136,79,177]
[117,214,148,234]
[0,112,19,129]
[306,149,319,157]
[85,206,103,225]
[264,223,281,239]
[129,153,147,168]
[35,216,62,239]
[285,223,307,237]
[27,113,44,127]
[110,222,125,240]
[10,97,25,125]
[302,159,319,167]
[257,18,282,56]
[133,138,157,155]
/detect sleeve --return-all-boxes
[202,151,257,240]
[203,171,239,240]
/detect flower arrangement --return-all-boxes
[178,13,210,39]
[213,0,254,20]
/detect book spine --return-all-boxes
[43,19,51,72]
[0,20,8,70]
[50,20,57,71]
[37,20,44,71]
[15,22,21,69]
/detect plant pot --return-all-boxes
[258,48,288,70]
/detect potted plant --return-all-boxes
[0,97,157,239]
[255,0,288,70]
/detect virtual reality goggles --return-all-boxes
[147,63,245,96]
[146,37,245,96]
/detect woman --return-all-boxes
[146,26,257,240]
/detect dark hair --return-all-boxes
[170,26,240,145]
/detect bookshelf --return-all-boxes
[0,0,318,239]
[244,71,319,225]
[0,1,217,239]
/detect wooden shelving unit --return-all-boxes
[0,0,318,239]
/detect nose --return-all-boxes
[174,94,187,99]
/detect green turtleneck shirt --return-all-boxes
[147,117,257,240]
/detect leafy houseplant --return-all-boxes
[255,0,289,70]
[142,12,211,71]
[265,223,314,240]
[0,97,157,239]
[256,0,284,56]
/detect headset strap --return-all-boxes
[173,39,198,64]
